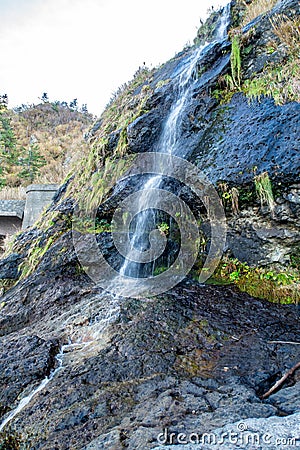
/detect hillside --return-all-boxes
[0,0,299,448]
[0,99,94,198]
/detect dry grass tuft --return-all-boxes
[220,9,300,105]
[271,14,300,55]
[0,186,26,200]
[0,232,17,256]
[242,0,278,26]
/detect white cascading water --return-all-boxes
[119,3,230,278]
[0,4,230,432]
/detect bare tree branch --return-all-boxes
[261,362,300,399]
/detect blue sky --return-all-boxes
[0,0,229,116]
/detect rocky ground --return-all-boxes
[0,272,299,448]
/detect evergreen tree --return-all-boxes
[0,94,8,110]
[18,143,46,183]
[41,92,49,103]
[0,166,6,188]
[81,103,88,114]
[0,111,19,186]
[69,98,78,110]
[0,115,17,158]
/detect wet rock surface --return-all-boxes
[190,95,300,186]
[0,253,23,280]
[0,273,299,448]
[0,334,59,417]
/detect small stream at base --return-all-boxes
[0,292,120,432]
[0,348,64,433]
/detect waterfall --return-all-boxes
[0,4,230,433]
[119,3,230,279]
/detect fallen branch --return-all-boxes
[268,341,300,345]
[261,361,300,399]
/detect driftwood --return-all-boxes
[268,341,300,345]
[261,361,300,399]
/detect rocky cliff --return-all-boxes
[0,0,299,449]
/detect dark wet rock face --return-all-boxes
[0,253,23,280]
[190,95,300,185]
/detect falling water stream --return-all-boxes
[0,4,230,432]
[120,4,230,278]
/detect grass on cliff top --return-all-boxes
[99,67,153,139]
[0,186,26,200]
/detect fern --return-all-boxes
[231,34,242,87]
[254,172,275,211]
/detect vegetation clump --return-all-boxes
[254,171,275,211]
[229,30,242,88]
[67,67,153,213]
[209,257,300,304]
[194,7,221,46]
[215,4,300,105]
[0,430,28,450]
[242,13,300,104]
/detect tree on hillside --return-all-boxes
[0,116,17,156]
[41,92,49,103]
[0,166,5,188]
[80,104,88,114]
[0,112,19,183]
[69,98,78,110]
[0,94,8,110]
[0,103,22,188]
[18,142,46,183]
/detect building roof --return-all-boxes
[0,200,25,220]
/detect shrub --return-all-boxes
[210,257,300,304]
